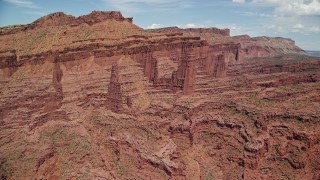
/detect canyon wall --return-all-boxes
[1,13,302,112]
[151,27,304,60]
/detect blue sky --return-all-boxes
[0,0,319,50]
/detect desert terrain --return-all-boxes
[0,11,319,179]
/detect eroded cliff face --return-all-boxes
[151,27,304,61]
[0,11,319,180]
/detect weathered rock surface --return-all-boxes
[151,27,304,61]
[0,11,319,179]
[232,35,305,58]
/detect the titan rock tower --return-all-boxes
[107,63,123,112]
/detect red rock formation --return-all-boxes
[203,53,226,78]
[0,11,134,35]
[146,43,198,94]
[0,50,18,78]
[212,54,227,78]
[0,11,318,180]
[29,61,67,130]
[0,50,17,68]
[30,12,75,28]
[52,62,63,101]
[150,57,159,83]
[151,26,230,37]
[32,11,134,27]
[107,63,123,112]
[180,43,197,94]
[151,27,304,61]
[44,61,64,113]
[232,35,305,58]
[142,50,158,82]
[76,11,133,25]
[209,43,243,64]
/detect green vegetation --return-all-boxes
[78,24,96,40]
[166,97,173,104]
[38,125,94,179]
[0,24,27,34]
[0,158,13,178]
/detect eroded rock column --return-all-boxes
[107,63,123,112]
[44,62,64,112]
[212,54,227,78]
[171,43,196,94]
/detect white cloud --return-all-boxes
[146,23,207,29]
[290,23,320,34]
[310,26,320,32]
[232,0,320,40]
[275,0,320,16]
[176,23,207,28]
[147,23,162,29]
[249,0,320,17]
[260,13,274,17]
[232,0,245,4]
[267,24,283,32]
[184,23,207,28]
[293,23,304,29]
[3,0,39,9]
[245,11,276,18]
[292,23,305,33]
[109,0,182,4]
[105,0,194,13]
